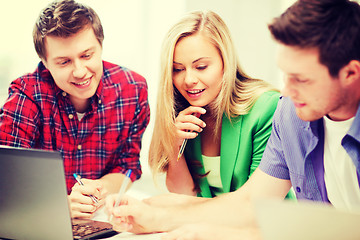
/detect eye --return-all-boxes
[294,77,308,83]
[196,65,208,70]
[173,67,184,73]
[59,59,70,65]
[82,53,92,59]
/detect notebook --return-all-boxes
[255,198,360,240]
[0,145,117,240]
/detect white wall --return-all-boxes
[0,0,297,194]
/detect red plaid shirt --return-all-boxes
[0,61,150,193]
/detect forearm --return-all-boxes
[155,189,256,232]
[166,154,197,196]
[100,173,130,194]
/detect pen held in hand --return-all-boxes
[73,173,99,204]
[109,169,132,222]
[177,138,188,161]
[176,112,202,161]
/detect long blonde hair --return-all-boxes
[149,10,276,178]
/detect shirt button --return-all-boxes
[62,92,67,97]
[98,99,102,104]
[68,114,74,119]
[77,145,82,150]
[296,187,301,193]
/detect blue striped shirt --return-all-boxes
[259,96,360,202]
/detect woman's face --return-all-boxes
[172,34,224,107]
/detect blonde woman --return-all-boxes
[149,10,280,197]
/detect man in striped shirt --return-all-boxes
[0,0,150,219]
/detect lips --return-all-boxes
[72,77,91,88]
[186,89,205,98]
[293,101,306,108]
[73,79,89,86]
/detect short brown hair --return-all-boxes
[268,0,360,77]
[33,0,104,60]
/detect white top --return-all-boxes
[323,116,360,211]
[202,155,222,189]
[76,112,85,121]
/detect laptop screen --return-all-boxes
[0,146,74,240]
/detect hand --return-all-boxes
[162,223,262,240]
[144,193,205,207]
[175,106,206,147]
[106,194,164,234]
[68,178,107,219]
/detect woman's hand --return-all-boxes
[175,106,206,147]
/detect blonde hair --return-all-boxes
[149,10,277,179]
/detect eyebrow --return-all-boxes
[173,57,210,65]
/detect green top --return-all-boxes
[184,91,294,198]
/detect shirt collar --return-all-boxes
[347,102,360,142]
[39,61,105,111]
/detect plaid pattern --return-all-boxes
[0,61,150,193]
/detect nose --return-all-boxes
[280,75,296,98]
[72,60,87,79]
[184,70,198,87]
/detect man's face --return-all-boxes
[277,44,351,122]
[43,27,103,112]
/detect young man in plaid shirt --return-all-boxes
[0,0,150,219]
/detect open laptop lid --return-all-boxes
[255,198,360,240]
[0,145,73,240]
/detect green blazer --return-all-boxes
[184,91,280,198]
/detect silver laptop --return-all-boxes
[255,198,360,240]
[0,145,116,240]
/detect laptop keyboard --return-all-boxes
[72,220,115,239]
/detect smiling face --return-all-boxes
[172,33,224,108]
[43,27,103,113]
[277,44,353,121]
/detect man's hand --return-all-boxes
[106,194,166,234]
[68,178,108,219]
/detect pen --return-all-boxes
[177,138,188,161]
[73,173,98,203]
[109,169,132,222]
[114,169,132,206]
[176,112,202,161]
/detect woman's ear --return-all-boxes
[339,60,360,86]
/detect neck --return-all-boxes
[70,96,90,113]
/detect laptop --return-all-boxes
[0,145,117,240]
[255,198,360,240]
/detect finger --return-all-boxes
[72,182,101,203]
[180,106,206,116]
[176,114,206,130]
[71,210,94,219]
[175,124,202,138]
[104,194,117,216]
[71,200,97,213]
[81,178,103,193]
[112,204,141,218]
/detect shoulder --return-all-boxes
[102,61,147,88]
[11,62,56,100]
[273,96,299,122]
[249,91,280,117]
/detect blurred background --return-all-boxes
[0,0,297,195]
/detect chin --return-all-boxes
[296,110,324,122]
